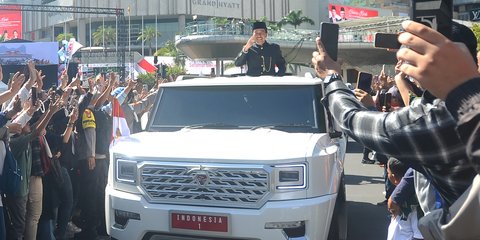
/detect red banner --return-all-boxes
[328,4,378,23]
[0,5,22,41]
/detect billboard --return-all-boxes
[0,42,59,65]
[0,5,22,41]
[328,4,378,23]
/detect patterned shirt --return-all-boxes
[323,81,476,206]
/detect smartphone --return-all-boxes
[319,22,339,61]
[411,0,453,38]
[31,87,37,106]
[143,84,148,92]
[384,92,392,110]
[374,33,401,49]
[378,92,385,110]
[356,72,373,92]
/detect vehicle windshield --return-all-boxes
[150,85,325,133]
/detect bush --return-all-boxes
[136,73,156,88]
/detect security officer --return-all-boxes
[234,22,286,76]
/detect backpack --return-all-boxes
[0,142,22,195]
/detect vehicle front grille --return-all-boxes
[139,163,270,208]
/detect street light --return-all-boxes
[128,5,131,52]
[193,15,198,34]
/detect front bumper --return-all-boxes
[106,187,337,240]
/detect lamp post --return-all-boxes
[128,5,131,52]
[193,15,198,34]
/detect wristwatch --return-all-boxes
[323,72,342,86]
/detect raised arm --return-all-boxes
[95,72,115,109]
[63,107,78,143]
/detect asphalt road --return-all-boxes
[345,140,390,240]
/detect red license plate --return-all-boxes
[171,212,229,232]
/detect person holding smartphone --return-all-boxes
[312,21,478,220]
[234,22,286,77]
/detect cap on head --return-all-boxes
[451,22,478,64]
[111,87,125,97]
[252,22,267,33]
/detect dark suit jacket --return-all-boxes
[234,41,286,76]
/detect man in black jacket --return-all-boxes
[234,22,286,76]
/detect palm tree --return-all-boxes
[92,26,116,47]
[279,10,315,29]
[258,16,282,31]
[56,33,75,43]
[155,40,177,57]
[137,26,161,56]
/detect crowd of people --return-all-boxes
[312,20,480,239]
[0,61,160,240]
[1,17,480,240]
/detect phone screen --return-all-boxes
[31,87,37,106]
[356,72,373,92]
[374,33,401,49]
[411,0,453,38]
[378,92,385,111]
[319,22,339,61]
[385,92,392,110]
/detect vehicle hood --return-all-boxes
[111,129,329,164]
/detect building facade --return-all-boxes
[6,0,393,56]
[454,0,480,21]
[17,0,328,53]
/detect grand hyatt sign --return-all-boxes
[192,0,240,9]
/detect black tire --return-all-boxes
[328,174,347,240]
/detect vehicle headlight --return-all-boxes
[116,159,137,184]
[273,164,306,190]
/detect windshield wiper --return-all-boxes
[183,123,240,129]
[250,123,312,130]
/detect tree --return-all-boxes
[136,72,156,88]
[155,40,185,66]
[472,23,480,51]
[166,65,186,80]
[279,10,315,29]
[56,33,75,43]
[137,26,161,56]
[92,26,116,47]
[211,17,229,26]
[258,16,282,31]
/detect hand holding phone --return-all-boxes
[384,92,392,111]
[31,87,37,106]
[319,22,339,61]
[356,72,373,92]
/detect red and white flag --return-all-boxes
[66,38,83,58]
[135,58,157,74]
[111,98,130,146]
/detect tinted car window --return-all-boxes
[151,85,325,133]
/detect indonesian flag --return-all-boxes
[111,98,130,146]
[135,58,157,74]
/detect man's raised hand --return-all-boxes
[10,72,25,94]
[311,37,341,79]
[396,20,479,99]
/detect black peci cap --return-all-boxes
[252,21,267,32]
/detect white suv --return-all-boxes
[106,76,347,240]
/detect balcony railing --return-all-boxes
[182,21,401,44]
